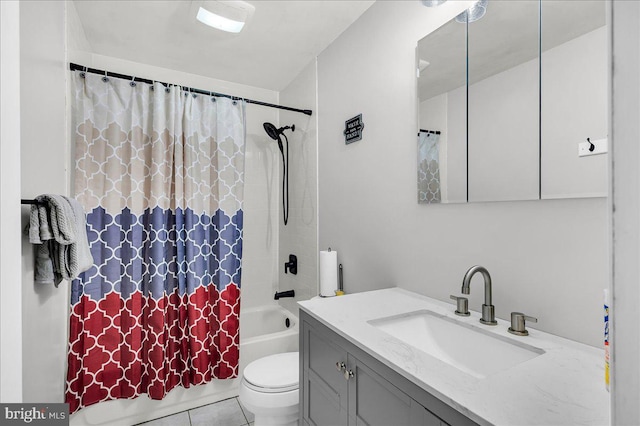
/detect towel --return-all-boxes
[28,195,93,286]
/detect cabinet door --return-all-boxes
[302,321,349,426]
[412,403,449,426]
[347,355,447,426]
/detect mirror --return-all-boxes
[540,0,607,199]
[467,0,540,202]
[417,0,608,203]
[417,17,467,204]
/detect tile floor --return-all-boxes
[136,397,254,426]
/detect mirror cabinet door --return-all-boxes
[540,0,607,199]
[416,0,607,204]
[467,0,540,202]
[417,18,467,204]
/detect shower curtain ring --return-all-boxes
[80,66,87,79]
[130,75,137,87]
[102,70,109,83]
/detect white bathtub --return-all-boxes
[239,304,299,368]
[70,304,299,426]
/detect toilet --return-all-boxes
[239,352,299,426]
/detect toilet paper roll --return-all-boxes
[319,250,338,297]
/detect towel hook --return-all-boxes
[587,138,595,152]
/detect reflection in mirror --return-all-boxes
[418,130,442,203]
[417,18,467,204]
[541,0,607,199]
[467,0,540,202]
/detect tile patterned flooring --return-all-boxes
[136,397,254,426]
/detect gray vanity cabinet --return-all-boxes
[300,310,478,426]
[302,320,349,426]
[347,355,439,425]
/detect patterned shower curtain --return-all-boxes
[418,131,442,203]
[66,71,245,413]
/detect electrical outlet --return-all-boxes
[578,138,607,157]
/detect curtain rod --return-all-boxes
[69,63,313,117]
[419,129,441,135]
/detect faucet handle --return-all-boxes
[450,295,470,317]
[508,312,537,336]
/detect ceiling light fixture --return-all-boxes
[194,1,256,34]
[456,0,488,23]
[421,0,448,7]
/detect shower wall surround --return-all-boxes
[317,0,607,347]
[277,60,319,313]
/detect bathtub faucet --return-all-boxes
[274,290,295,300]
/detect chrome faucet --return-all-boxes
[461,265,497,325]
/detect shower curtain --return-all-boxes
[66,71,245,413]
[418,131,442,203]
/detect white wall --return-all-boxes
[0,0,23,403]
[277,60,319,314]
[20,0,69,403]
[611,1,640,423]
[318,0,607,347]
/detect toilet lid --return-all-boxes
[243,352,299,392]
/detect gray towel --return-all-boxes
[62,197,93,279]
[28,195,93,286]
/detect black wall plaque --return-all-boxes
[344,114,364,144]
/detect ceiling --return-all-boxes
[72,0,376,92]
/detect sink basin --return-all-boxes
[368,310,544,379]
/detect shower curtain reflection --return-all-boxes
[418,130,442,203]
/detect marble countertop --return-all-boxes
[298,288,610,426]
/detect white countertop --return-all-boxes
[298,287,610,426]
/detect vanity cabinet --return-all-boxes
[300,310,477,426]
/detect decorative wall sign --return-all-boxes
[344,114,364,144]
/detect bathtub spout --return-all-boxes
[274,290,295,300]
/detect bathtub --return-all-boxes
[239,304,299,368]
[70,304,299,426]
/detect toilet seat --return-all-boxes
[242,352,299,393]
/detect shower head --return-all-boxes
[263,122,280,141]
[263,122,295,141]
[263,122,295,227]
